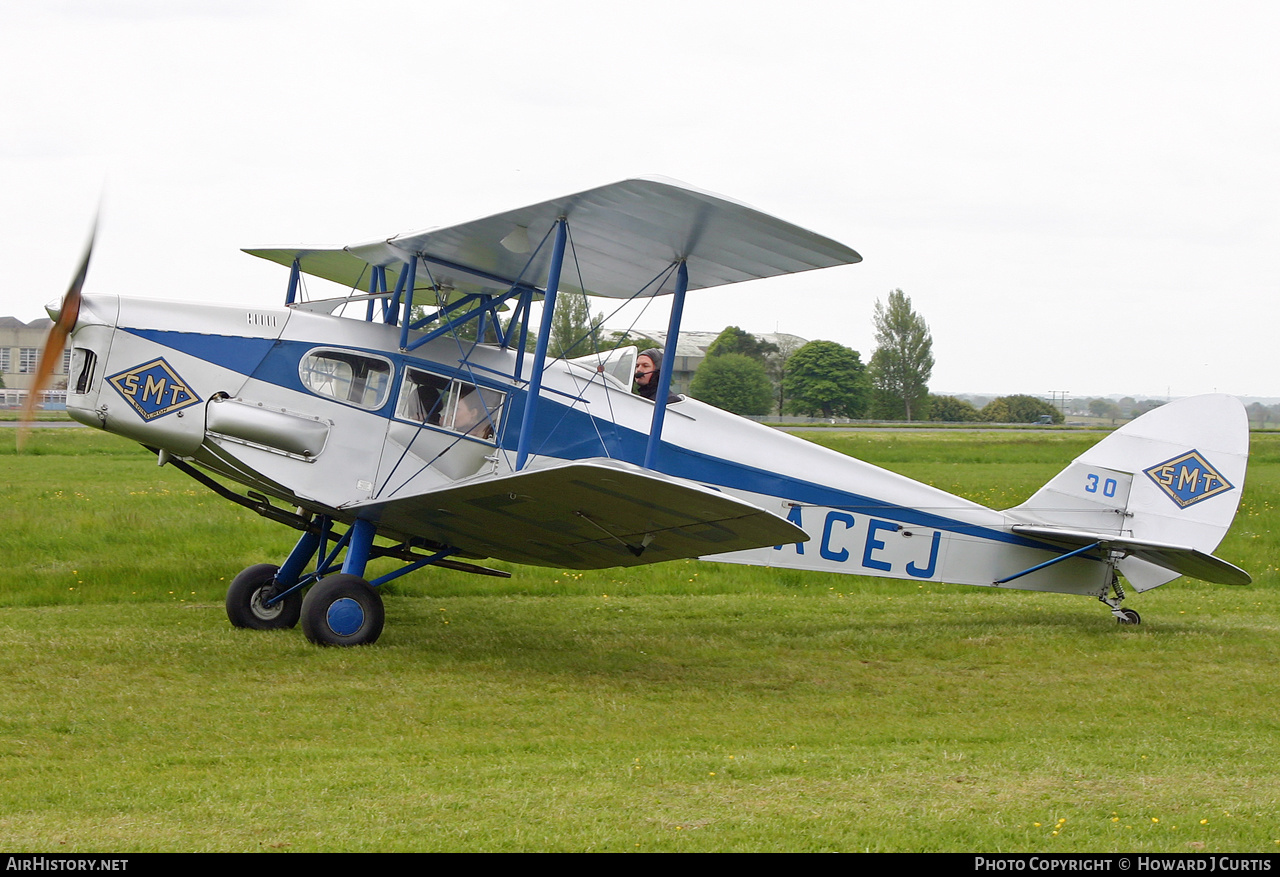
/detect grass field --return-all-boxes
[1,427,1277,852]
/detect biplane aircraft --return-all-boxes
[26,177,1250,645]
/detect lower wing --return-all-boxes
[355,458,807,569]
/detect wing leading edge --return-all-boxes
[356,458,807,569]
[245,176,861,300]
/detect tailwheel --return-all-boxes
[226,563,301,630]
[301,574,385,646]
[1098,573,1140,625]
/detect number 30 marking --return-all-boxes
[1085,473,1117,497]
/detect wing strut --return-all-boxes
[994,541,1104,585]
[398,256,418,350]
[515,217,568,471]
[285,258,301,306]
[644,259,688,470]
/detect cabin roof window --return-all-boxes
[299,348,392,410]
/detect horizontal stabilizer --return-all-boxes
[357,458,807,569]
[1011,525,1251,586]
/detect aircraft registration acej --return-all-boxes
[23,177,1251,645]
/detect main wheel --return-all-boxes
[1117,608,1141,625]
[226,563,301,630]
[300,574,385,646]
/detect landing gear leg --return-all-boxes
[300,518,385,647]
[225,515,482,646]
[1098,573,1140,625]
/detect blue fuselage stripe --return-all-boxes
[122,328,1053,552]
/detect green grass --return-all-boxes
[0,411,74,422]
[1,427,1278,852]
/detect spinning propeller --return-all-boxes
[18,219,95,451]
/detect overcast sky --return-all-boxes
[2,0,1276,399]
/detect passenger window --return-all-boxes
[299,349,392,409]
[397,368,450,425]
[445,383,504,440]
[398,368,505,442]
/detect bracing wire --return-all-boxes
[519,223,681,466]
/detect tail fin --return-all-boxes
[1009,395,1250,590]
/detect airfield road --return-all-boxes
[0,421,84,427]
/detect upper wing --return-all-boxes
[1011,524,1251,586]
[356,458,807,569]
[245,176,860,300]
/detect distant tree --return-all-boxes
[1247,402,1271,429]
[1131,399,1166,417]
[783,340,869,418]
[411,292,483,343]
[706,326,778,362]
[550,292,604,358]
[704,326,788,414]
[868,290,934,421]
[927,394,981,422]
[1088,398,1123,423]
[764,333,805,415]
[982,394,1062,424]
[688,353,774,416]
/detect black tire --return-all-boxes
[226,563,301,630]
[300,574,385,646]
[1117,608,1141,626]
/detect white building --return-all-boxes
[0,316,71,408]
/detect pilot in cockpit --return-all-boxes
[634,348,680,404]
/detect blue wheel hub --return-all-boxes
[326,597,365,637]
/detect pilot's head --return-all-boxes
[635,349,662,386]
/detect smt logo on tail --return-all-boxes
[107,358,201,421]
[1144,450,1234,509]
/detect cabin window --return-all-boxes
[396,369,450,425]
[397,367,504,442]
[299,349,392,410]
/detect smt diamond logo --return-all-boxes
[1144,450,1234,509]
[107,358,201,421]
